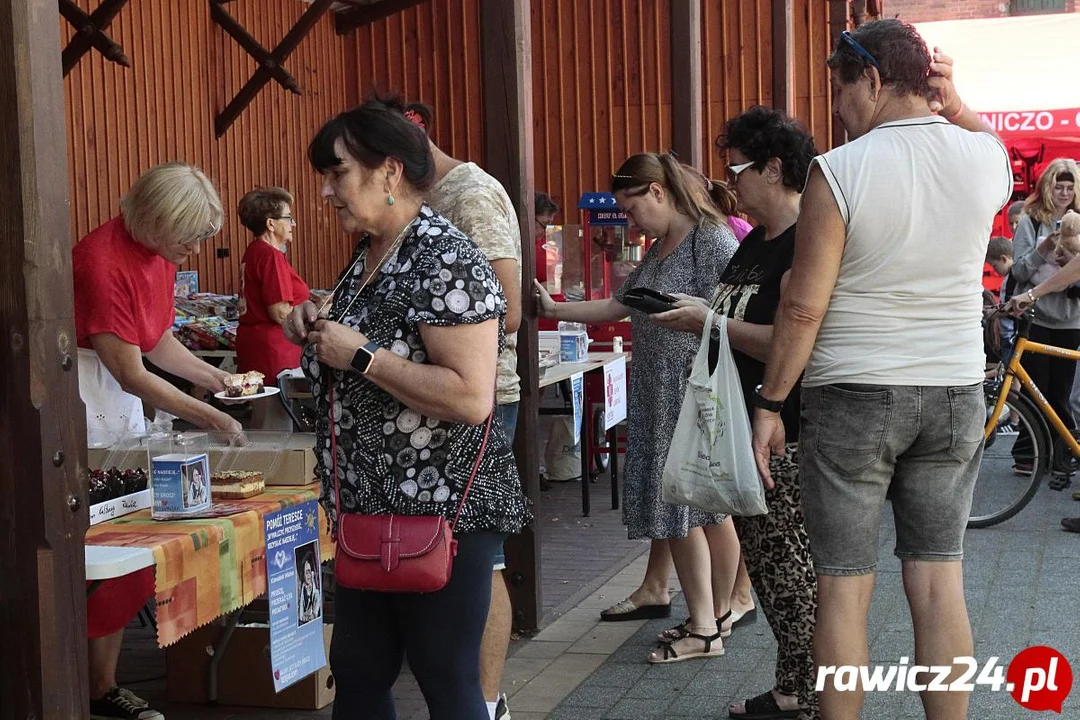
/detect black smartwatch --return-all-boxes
[350,340,382,375]
[750,384,785,413]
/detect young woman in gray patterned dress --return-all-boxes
[535,153,741,663]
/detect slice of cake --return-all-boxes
[210,470,265,499]
[223,374,245,398]
[241,371,265,396]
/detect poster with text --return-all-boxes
[265,500,325,692]
[603,356,628,430]
[571,372,584,446]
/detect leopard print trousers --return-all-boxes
[732,445,819,720]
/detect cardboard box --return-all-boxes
[166,622,334,710]
[89,489,151,525]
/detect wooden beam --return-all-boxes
[215,0,335,137]
[210,1,301,94]
[335,0,427,35]
[772,0,795,115]
[478,0,540,631]
[670,0,703,167]
[59,0,132,76]
[1,0,89,718]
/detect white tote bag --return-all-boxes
[662,311,768,516]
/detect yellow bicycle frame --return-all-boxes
[987,335,1080,459]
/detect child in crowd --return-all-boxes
[986,236,1017,363]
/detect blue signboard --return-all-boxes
[578,192,628,226]
[264,500,325,692]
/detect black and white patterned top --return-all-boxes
[301,204,531,535]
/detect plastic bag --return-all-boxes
[661,311,767,516]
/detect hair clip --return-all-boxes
[403,109,426,129]
[612,173,636,180]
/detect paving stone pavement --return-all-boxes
[117,468,1080,718]
[548,479,1080,720]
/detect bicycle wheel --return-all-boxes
[968,389,1049,529]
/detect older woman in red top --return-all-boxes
[74,161,241,720]
[235,187,311,387]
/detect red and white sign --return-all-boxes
[603,356,627,431]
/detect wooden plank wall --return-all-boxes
[348,0,486,166]
[348,0,834,221]
[700,0,834,177]
[61,0,837,292]
[62,0,353,294]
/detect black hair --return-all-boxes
[535,192,558,216]
[827,18,932,100]
[717,106,818,192]
[308,93,434,191]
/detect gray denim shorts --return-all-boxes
[799,383,984,575]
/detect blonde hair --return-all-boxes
[120,162,224,246]
[1023,158,1080,227]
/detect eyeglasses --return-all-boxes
[726,161,756,183]
[840,30,879,70]
[180,221,221,247]
[271,215,297,226]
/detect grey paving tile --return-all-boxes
[582,662,649,688]
[602,696,675,719]
[559,684,627,709]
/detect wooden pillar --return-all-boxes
[478,0,541,631]
[829,0,849,149]
[670,0,703,167]
[0,0,89,718]
[772,0,795,115]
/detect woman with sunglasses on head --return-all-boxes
[74,162,241,720]
[534,152,741,664]
[283,98,530,720]
[653,107,820,719]
[235,187,311,429]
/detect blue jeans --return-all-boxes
[495,401,519,441]
[491,402,518,570]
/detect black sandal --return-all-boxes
[728,690,802,719]
[647,628,725,664]
[659,610,732,642]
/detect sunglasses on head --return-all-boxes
[840,31,879,70]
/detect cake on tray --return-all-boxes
[210,470,265,499]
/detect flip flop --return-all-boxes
[599,598,672,622]
[728,690,802,719]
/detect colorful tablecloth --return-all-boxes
[85,487,332,647]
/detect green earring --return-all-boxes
[387,194,395,206]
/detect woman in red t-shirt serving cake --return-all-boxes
[74,162,242,720]
[235,187,311,429]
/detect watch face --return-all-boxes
[351,347,372,374]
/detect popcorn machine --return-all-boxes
[562,192,653,345]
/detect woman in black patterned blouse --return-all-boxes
[284,98,531,720]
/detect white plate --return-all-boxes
[214,386,281,402]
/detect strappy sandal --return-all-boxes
[647,628,725,664]
[659,610,732,642]
[728,690,802,719]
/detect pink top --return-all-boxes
[728,216,754,242]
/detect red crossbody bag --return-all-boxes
[329,380,493,593]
